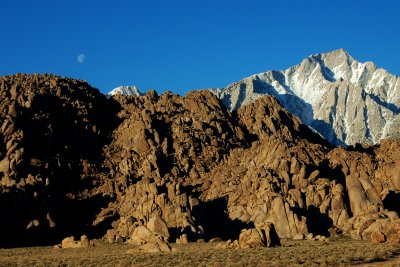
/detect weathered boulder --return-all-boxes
[238,223,281,248]
[129,226,158,245]
[256,222,281,247]
[126,240,172,253]
[371,231,386,244]
[147,215,170,239]
[60,235,91,249]
[239,228,263,248]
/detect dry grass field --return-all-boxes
[0,236,400,266]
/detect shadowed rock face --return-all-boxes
[0,73,399,247]
[0,74,119,246]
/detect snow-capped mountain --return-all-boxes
[210,49,400,146]
[108,85,144,96]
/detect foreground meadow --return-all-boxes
[0,236,400,266]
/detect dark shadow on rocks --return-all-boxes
[383,191,400,215]
[317,159,347,184]
[51,194,115,240]
[305,205,333,236]
[310,119,345,147]
[368,93,400,114]
[0,86,123,247]
[0,187,38,248]
[347,143,376,156]
[0,183,115,248]
[192,197,254,241]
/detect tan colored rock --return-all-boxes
[346,175,368,216]
[239,228,263,248]
[147,215,170,239]
[371,231,386,244]
[256,222,281,247]
[80,235,90,248]
[106,229,117,243]
[127,240,172,253]
[176,234,188,244]
[1,73,400,248]
[387,233,400,243]
[130,225,159,245]
[61,237,81,249]
[59,235,91,248]
[393,160,400,190]
[292,233,304,240]
[306,233,314,240]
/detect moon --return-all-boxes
[77,54,85,64]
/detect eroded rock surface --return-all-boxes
[0,74,399,247]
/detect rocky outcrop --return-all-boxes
[96,90,246,244]
[0,73,400,248]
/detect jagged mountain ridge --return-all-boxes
[109,49,399,146]
[210,49,400,146]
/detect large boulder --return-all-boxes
[60,235,91,249]
[126,240,172,253]
[129,226,158,245]
[238,223,281,249]
[147,215,170,240]
[239,228,263,249]
[256,222,281,247]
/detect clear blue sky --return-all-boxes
[1,0,399,94]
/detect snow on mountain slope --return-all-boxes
[210,48,400,146]
[108,85,144,96]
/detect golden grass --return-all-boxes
[0,236,399,266]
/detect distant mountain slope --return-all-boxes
[210,49,400,146]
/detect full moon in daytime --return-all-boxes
[77,54,85,64]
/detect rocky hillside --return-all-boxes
[210,49,400,146]
[0,74,400,247]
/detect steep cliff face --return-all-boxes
[210,49,400,146]
[0,74,399,247]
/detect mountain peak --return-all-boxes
[309,48,355,69]
[108,85,144,96]
[329,48,351,56]
[210,49,400,146]
[316,48,352,59]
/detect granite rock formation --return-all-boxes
[0,73,399,247]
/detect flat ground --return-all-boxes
[0,236,400,266]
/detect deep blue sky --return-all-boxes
[1,0,399,94]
